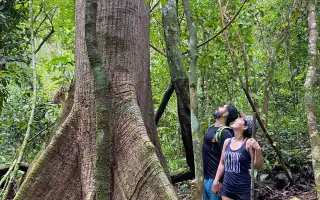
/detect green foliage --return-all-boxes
[160,0,167,5]
[0,0,75,165]
[0,82,60,165]
[0,0,29,63]
[0,0,29,112]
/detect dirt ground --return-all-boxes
[174,182,318,200]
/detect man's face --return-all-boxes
[218,104,228,114]
[214,104,229,119]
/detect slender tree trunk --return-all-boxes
[13,0,177,199]
[305,0,320,195]
[162,0,194,174]
[182,0,202,198]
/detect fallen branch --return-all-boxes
[171,170,194,184]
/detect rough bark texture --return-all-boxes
[305,0,320,195]
[182,0,202,198]
[13,0,177,199]
[162,0,194,175]
[85,0,112,198]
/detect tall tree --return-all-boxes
[12,0,177,199]
[162,0,194,176]
[305,0,320,195]
[182,0,202,198]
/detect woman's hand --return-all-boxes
[212,181,221,194]
[248,138,261,150]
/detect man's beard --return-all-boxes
[213,110,223,119]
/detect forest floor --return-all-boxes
[174,164,317,200]
[174,182,317,200]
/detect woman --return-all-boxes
[212,113,263,200]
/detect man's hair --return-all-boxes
[226,104,239,126]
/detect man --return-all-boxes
[202,104,239,200]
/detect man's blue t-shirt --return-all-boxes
[202,126,233,179]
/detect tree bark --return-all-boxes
[162,0,194,174]
[182,0,202,198]
[85,0,112,198]
[13,0,177,199]
[305,0,320,195]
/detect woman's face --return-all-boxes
[231,118,248,132]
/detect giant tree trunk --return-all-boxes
[13,0,177,199]
[162,0,194,174]
[305,0,320,196]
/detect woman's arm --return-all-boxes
[248,138,264,169]
[254,147,263,169]
[212,138,229,194]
